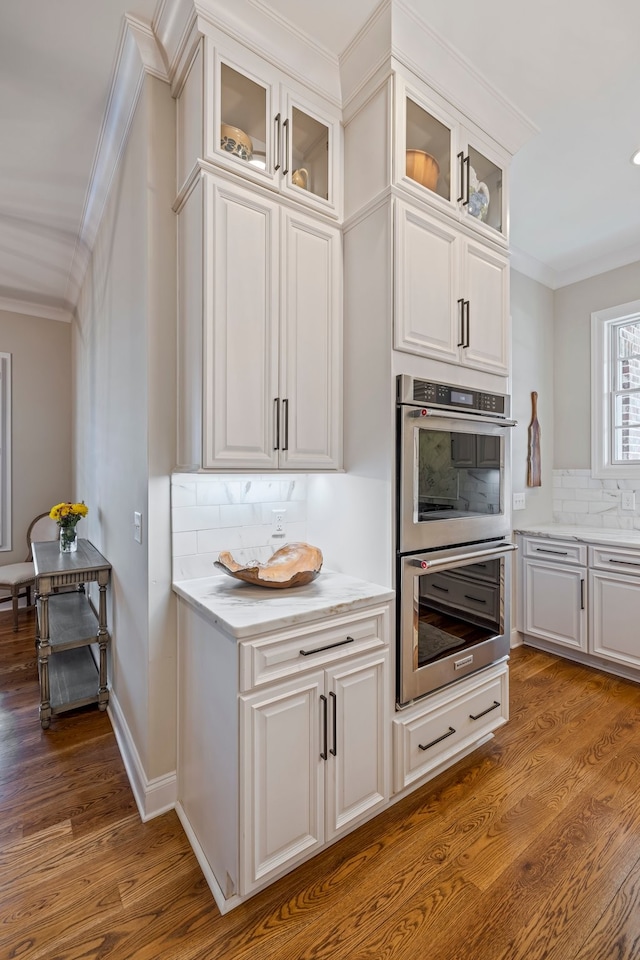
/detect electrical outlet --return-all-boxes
[271,508,287,538]
[621,490,636,512]
[513,492,526,511]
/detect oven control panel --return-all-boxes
[398,375,508,418]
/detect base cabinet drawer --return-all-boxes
[392,661,508,793]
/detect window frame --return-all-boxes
[591,299,640,478]
[0,353,11,551]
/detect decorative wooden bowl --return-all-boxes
[214,542,323,589]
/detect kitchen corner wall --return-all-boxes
[171,473,308,580]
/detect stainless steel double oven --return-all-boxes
[396,375,517,707]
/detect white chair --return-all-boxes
[0,513,59,631]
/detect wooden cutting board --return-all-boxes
[527,390,541,487]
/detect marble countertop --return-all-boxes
[514,523,640,550]
[173,570,395,639]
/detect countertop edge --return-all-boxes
[172,572,395,640]
[514,524,640,550]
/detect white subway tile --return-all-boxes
[173,531,197,556]
[172,505,221,532]
[171,481,197,507]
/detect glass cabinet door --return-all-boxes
[458,138,506,238]
[218,61,272,178]
[404,94,453,205]
[287,106,330,204]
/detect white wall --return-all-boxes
[0,309,71,563]
[510,269,555,526]
[74,74,176,791]
[554,260,640,468]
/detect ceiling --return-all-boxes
[2,0,640,322]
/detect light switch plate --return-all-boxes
[513,492,526,511]
[134,511,142,543]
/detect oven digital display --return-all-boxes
[450,389,474,406]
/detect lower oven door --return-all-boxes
[398,540,516,707]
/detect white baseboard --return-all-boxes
[175,802,238,915]
[107,691,177,822]
[511,628,524,648]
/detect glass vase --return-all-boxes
[59,523,78,553]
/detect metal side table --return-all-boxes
[33,539,111,729]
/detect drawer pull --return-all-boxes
[464,594,487,604]
[608,559,640,567]
[469,700,500,721]
[300,636,355,656]
[419,726,456,751]
[535,547,569,556]
[320,694,328,761]
[432,584,449,593]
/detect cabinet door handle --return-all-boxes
[282,398,289,451]
[580,578,585,610]
[274,113,281,171]
[457,298,465,346]
[419,726,456,751]
[470,700,500,721]
[464,300,470,348]
[329,691,337,756]
[320,694,328,761]
[462,153,470,205]
[300,636,355,656]
[282,118,290,175]
[273,397,280,450]
[456,151,465,203]
[534,547,569,556]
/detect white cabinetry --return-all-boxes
[589,545,640,670]
[240,648,388,893]
[519,533,640,679]
[393,660,508,792]
[394,201,509,375]
[522,537,587,653]
[395,74,509,244]
[177,592,392,912]
[201,174,342,470]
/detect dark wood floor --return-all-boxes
[3,611,640,959]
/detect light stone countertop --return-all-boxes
[172,570,395,640]
[514,523,640,550]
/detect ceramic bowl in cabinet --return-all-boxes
[220,124,253,161]
[406,149,439,191]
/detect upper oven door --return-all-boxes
[398,404,515,554]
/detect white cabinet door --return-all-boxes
[394,202,509,376]
[524,559,587,651]
[461,239,509,376]
[280,209,342,469]
[325,651,389,841]
[204,177,280,469]
[590,569,640,669]
[394,201,459,363]
[240,671,324,895]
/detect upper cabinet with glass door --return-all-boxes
[396,76,508,245]
[204,39,342,219]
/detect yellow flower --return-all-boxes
[49,501,89,524]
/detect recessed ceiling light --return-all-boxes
[632,149,640,166]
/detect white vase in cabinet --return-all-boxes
[195,35,342,218]
[394,200,509,376]
[179,172,342,471]
[239,649,389,894]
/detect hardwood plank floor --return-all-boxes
[3,610,640,959]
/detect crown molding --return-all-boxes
[63,15,170,311]
[511,242,640,292]
[509,246,558,290]
[0,296,73,324]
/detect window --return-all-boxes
[0,353,11,550]
[592,299,640,478]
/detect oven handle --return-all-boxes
[405,406,517,427]
[411,541,517,571]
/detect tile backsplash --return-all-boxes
[171,474,308,580]
[553,469,640,529]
